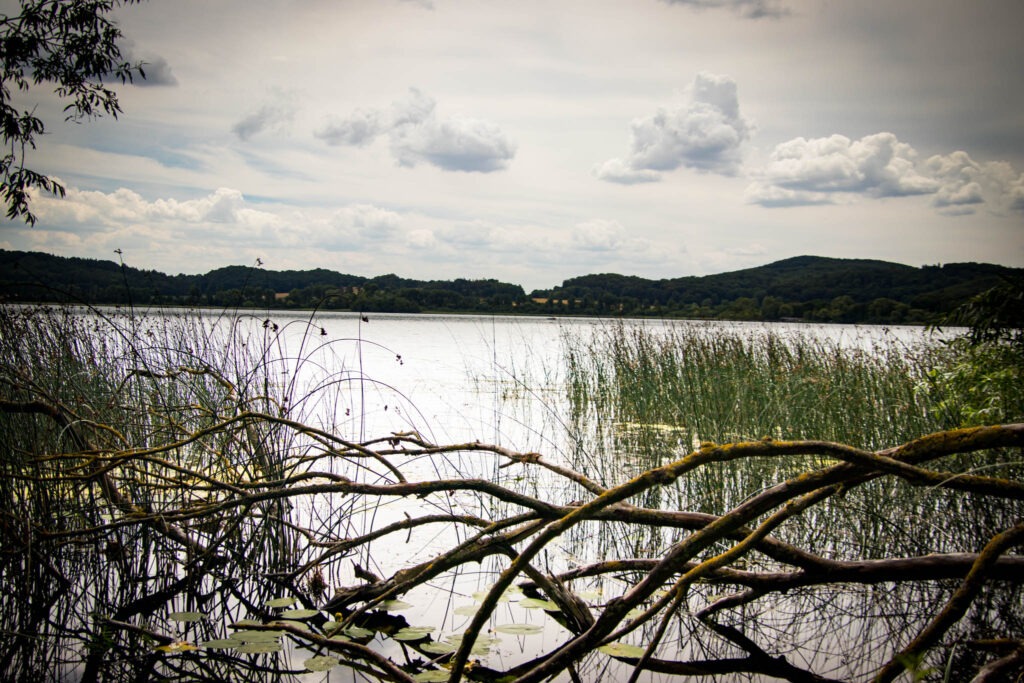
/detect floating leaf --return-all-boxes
[414,672,450,682]
[236,641,282,654]
[231,619,263,628]
[265,597,297,608]
[327,634,351,643]
[168,611,204,623]
[518,598,559,610]
[393,626,435,641]
[494,623,543,635]
[453,605,478,617]
[420,641,455,654]
[198,639,237,649]
[578,590,602,601]
[379,599,412,611]
[344,626,374,639]
[598,642,647,658]
[280,608,319,619]
[322,620,343,632]
[625,607,645,619]
[155,640,198,653]
[273,620,311,631]
[229,630,284,643]
[304,655,340,672]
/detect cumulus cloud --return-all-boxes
[596,73,752,184]
[660,0,788,19]
[314,88,516,173]
[747,133,1024,215]
[233,100,296,141]
[924,151,1024,215]
[591,159,660,185]
[20,184,416,261]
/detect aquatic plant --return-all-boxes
[1,305,1022,681]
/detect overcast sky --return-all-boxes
[3,0,1023,291]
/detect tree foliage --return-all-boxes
[1,0,143,224]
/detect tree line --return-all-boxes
[1,249,1020,324]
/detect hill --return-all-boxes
[1,249,1018,323]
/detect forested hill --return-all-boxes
[544,256,1020,321]
[1,249,1019,324]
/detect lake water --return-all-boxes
[60,308,967,681]
[242,310,948,448]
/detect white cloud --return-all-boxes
[232,99,296,141]
[747,133,1024,215]
[597,73,752,183]
[315,88,516,173]
[924,151,1024,215]
[571,219,648,252]
[591,158,660,185]
[660,0,788,19]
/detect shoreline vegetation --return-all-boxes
[1,281,1022,680]
[3,249,1022,325]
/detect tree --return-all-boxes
[1,0,144,224]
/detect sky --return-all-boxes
[2,0,1023,291]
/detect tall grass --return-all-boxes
[562,321,1023,559]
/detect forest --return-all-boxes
[2,249,1020,324]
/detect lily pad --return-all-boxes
[229,630,284,643]
[379,599,412,611]
[304,655,340,672]
[280,608,319,619]
[265,597,297,608]
[518,598,559,610]
[273,620,311,631]
[494,623,543,635]
[168,611,204,623]
[155,640,198,653]
[231,619,263,628]
[420,641,456,654]
[198,639,237,649]
[344,626,374,639]
[414,672,450,682]
[393,626,435,641]
[598,642,647,658]
[453,605,478,617]
[236,641,283,654]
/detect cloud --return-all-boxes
[314,88,516,173]
[924,151,1024,215]
[20,184,415,259]
[113,41,177,86]
[134,55,178,87]
[232,100,296,141]
[660,0,788,19]
[591,159,660,185]
[747,133,1024,215]
[314,109,384,147]
[596,72,752,183]
[571,219,649,252]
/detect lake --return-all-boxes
[12,305,1001,682]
